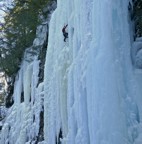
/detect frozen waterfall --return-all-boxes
[1,0,142,144]
[44,0,142,144]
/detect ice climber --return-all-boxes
[62,24,68,42]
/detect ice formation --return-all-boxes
[44,0,142,144]
[1,0,142,144]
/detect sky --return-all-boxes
[0,0,13,15]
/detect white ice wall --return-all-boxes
[44,0,142,144]
[0,54,43,144]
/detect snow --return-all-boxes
[1,0,142,144]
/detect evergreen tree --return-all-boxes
[0,0,52,76]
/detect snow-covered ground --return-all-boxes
[1,0,142,144]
